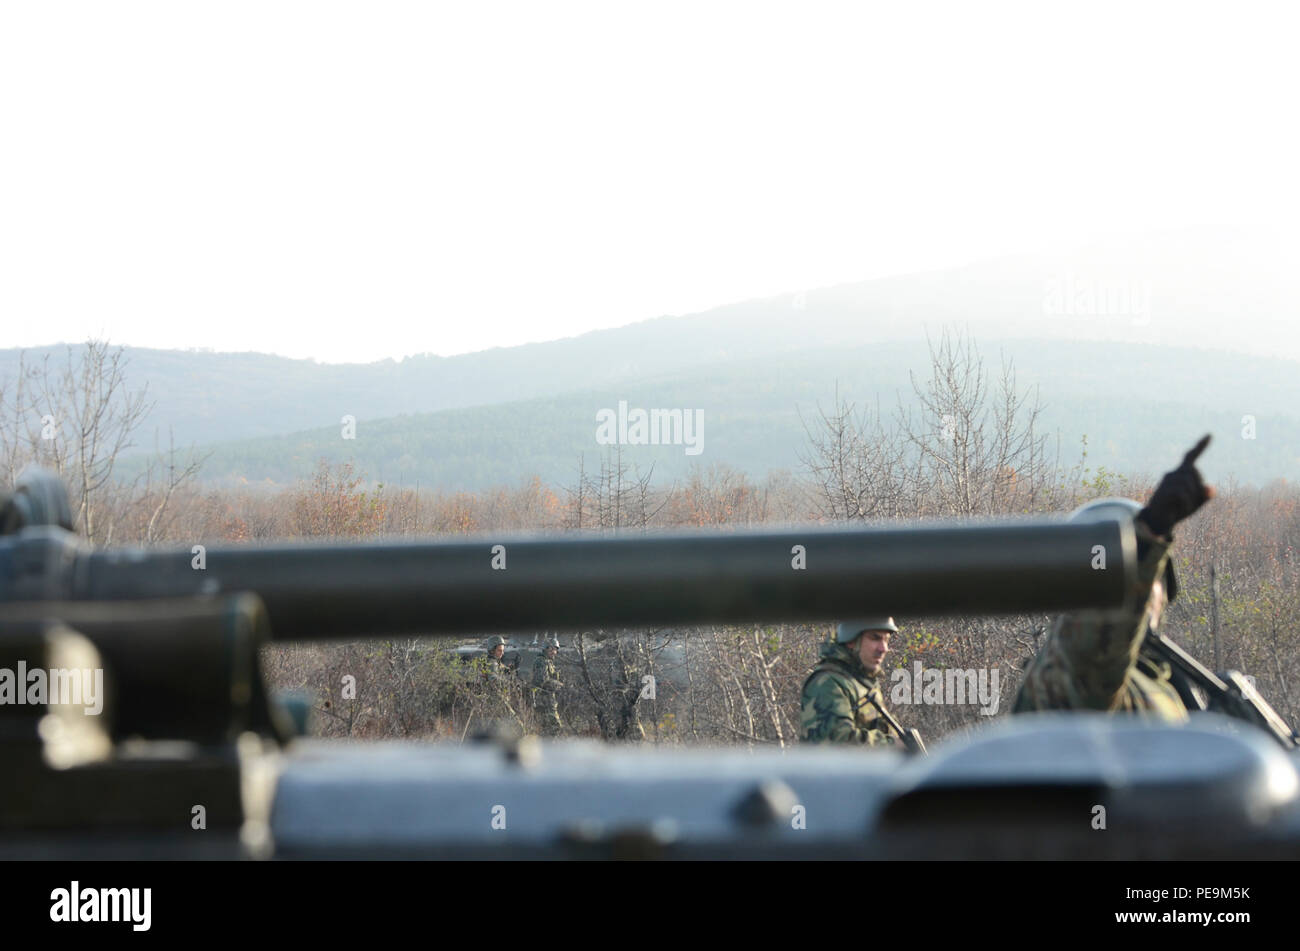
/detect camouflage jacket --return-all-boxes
[531,654,563,695]
[1013,521,1187,721]
[799,640,898,746]
[484,654,514,683]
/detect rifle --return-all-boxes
[1145,630,1298,750]
[865,695,928,755]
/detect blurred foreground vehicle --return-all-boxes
[1,468,1296,859]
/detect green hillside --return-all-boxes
[167,339,1300,490]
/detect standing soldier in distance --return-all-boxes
[1013,435,1214,719]
[800,618,901,746]
[483,635,512,679]
[480,634,524,726]
[531,636,566,736]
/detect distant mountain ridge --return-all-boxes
[6,226,1297,487]
[145,338,1300,491]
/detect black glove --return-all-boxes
[1137,435,1215,538]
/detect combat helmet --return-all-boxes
[836,617,898,643]
[485,635,507,649]
[1068,497,1177,601]
[543,636,560,650]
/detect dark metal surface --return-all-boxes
[1,596,288,743]
[0,517,1136,639]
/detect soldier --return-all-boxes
[1013,435,1214,720]
[482,635,518,691]
[479,634,525,726]
[800,617,902,745]
[531,636,565,736]
[484,635,512,678]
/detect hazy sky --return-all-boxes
[2,2,1295,363]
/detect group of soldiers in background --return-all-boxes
[477,434,1220,747]
[481,634,566,736]
[800,435,1217,746]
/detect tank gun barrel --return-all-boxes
[0,518,1135,639]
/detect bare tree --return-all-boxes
[896,329,1062,517]
[123,429,210,545]
[569,628,678,741]
[564,447,667,533]
[801,330,1075,521]
[0,342,206,544]
[798,387,913,521]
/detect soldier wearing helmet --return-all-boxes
[478,635,524,725]
[483,635,512,678]
[531,636,565,736]
[800,617,902,745]
[1012,435,1214,720]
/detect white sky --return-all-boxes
[2,1,1296,363]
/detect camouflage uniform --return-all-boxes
[1013,519,1187,721]
[799,639,898,746]
[485,654,514,680]
[531,652,565,736]
[482,637,513,683]
[479,637,522,723]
